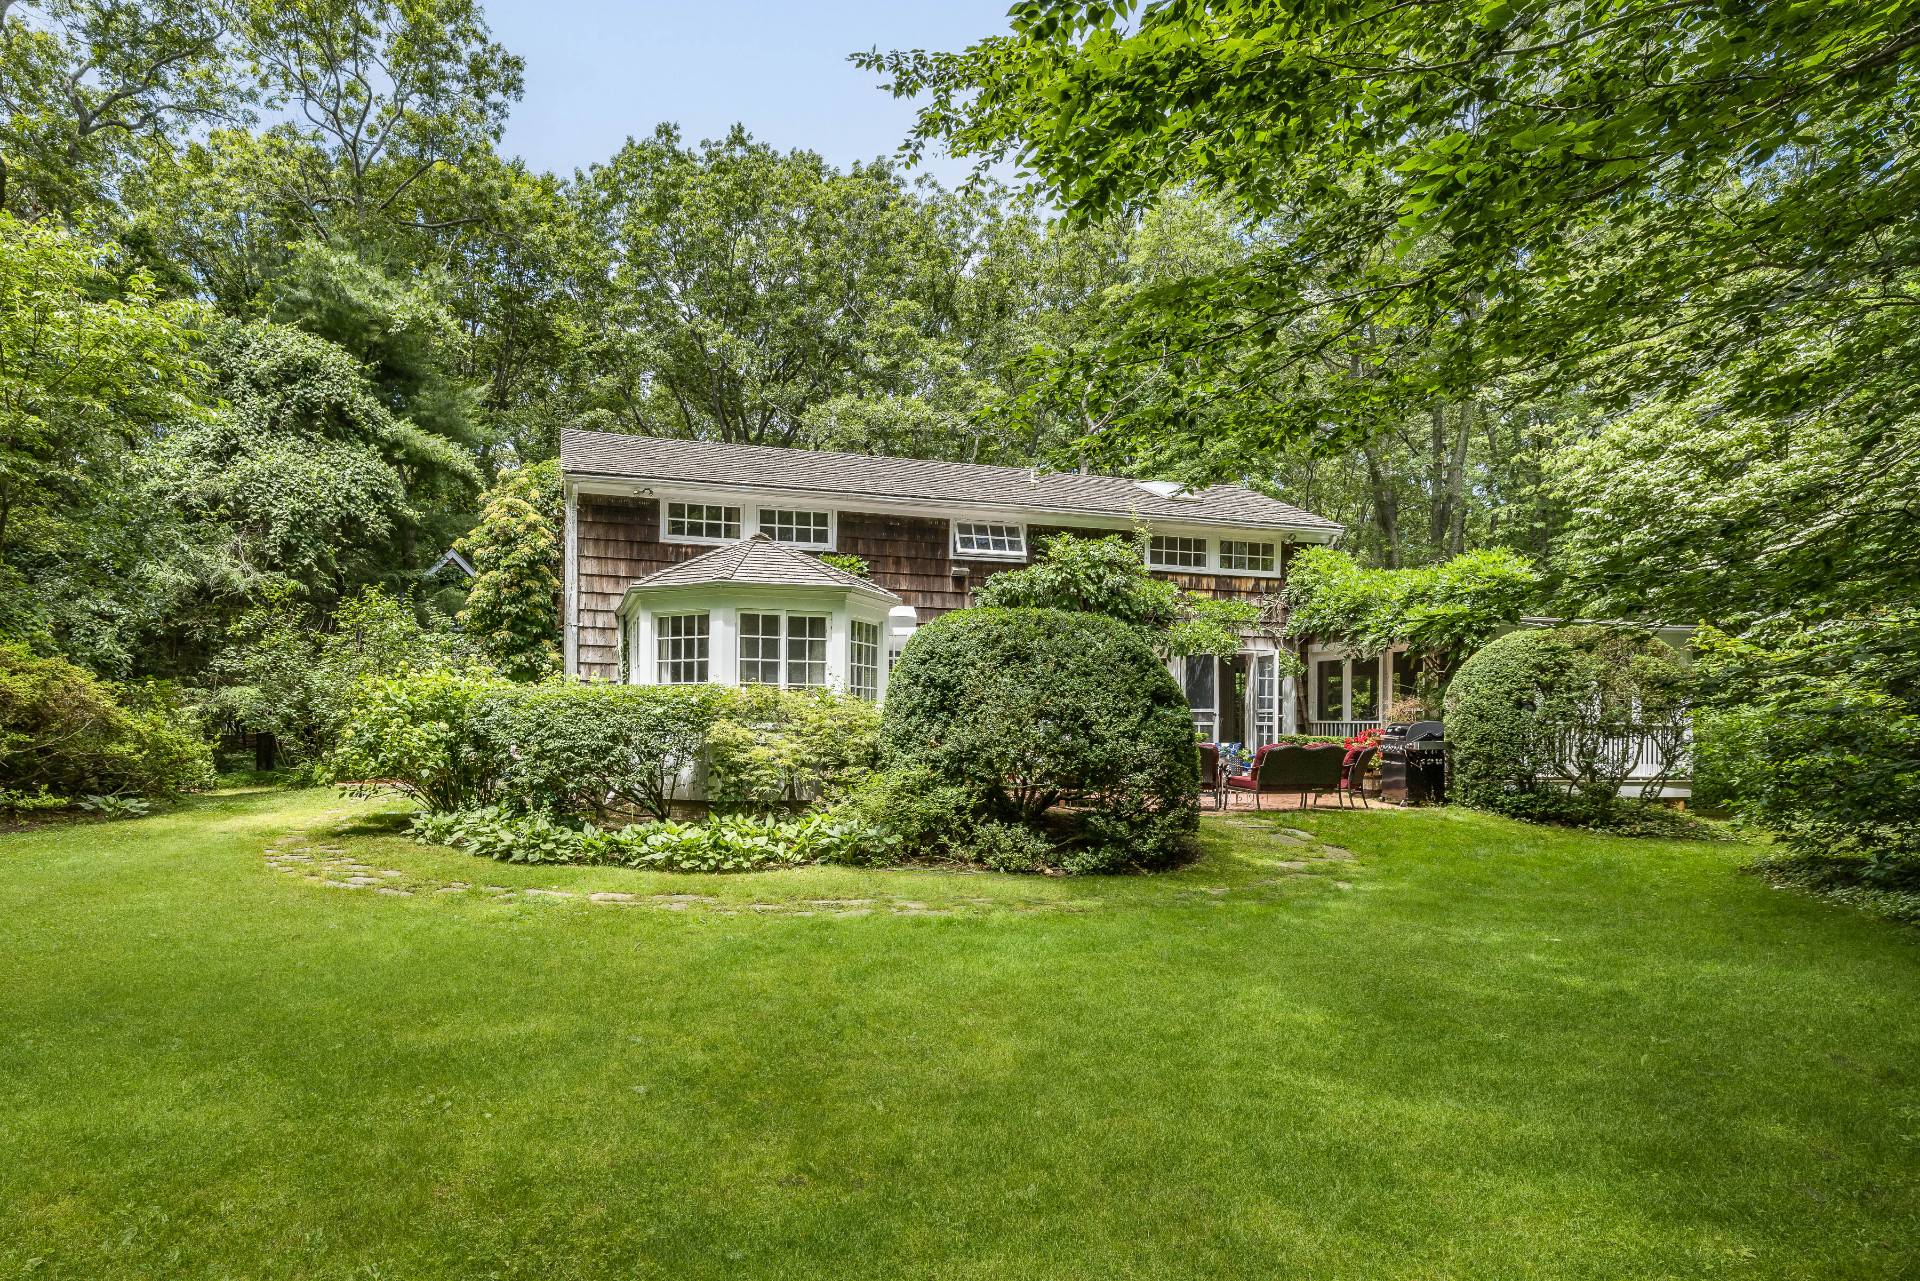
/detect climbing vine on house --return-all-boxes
[1282,547,1540,693]
[458,461,562,681]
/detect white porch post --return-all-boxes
[1281,672,1300,734]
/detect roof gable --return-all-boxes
[626,534,901,601]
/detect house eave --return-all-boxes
[563,468,1344,542]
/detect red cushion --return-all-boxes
[1225,773,1257,790]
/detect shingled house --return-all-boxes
[559,428,1366,741]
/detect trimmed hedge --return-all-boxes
[472,681,729,821]
[1446,625,1689,823]
[879,607,1198,872]
[331,674,880,821]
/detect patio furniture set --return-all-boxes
[1195,741,1381,811]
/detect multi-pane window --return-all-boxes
[850,620,880,701]
[1184,655,1218,741]
[785,615,829,687]
[758,508,832,547]
[656,613,710,684]
[1251,653,1280,746]
[953,521,1025,559]
[1218,540,1277,573]
[1315,658,1346,724]
[1148,535,1209,569]
[736,613,829,687]
[738,613,785,684]
[665,501,741,541]
[1314,654,1383,723]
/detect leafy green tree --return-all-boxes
[457,459,560,680]
[237,0,523,244]
[1694,612,1920,863]
[576,124,968,446]
[1548,382,1919,627]
[866,2,1920,468]
[973,532,1259,658]
[264,240,480,448]
[0,214,204,645]
[214,584,468,770]
[143,319,479,624]
[0,0,243,219]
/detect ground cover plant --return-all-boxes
[1,789,1915,1279]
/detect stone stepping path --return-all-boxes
[262,812,1362,918]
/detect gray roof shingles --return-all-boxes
[562,428,1341,534]
[625,533,901,601]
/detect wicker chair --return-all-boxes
[1338,745,1380,808]
[1196,742,1224,810]
[1226,743,1347,809]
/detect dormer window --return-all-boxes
[1147,535,1209,569]
[758,507,833,548]
[953,521,1026,560]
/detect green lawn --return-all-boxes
[2,789,1916,1280]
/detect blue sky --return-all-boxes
[484,0,1016,185]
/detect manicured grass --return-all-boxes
[2,789,1916,1279]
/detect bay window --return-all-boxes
[737,612,829,688]
[850,620,880,701]
[656,612,710,684]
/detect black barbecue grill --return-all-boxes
[1380,720,1447,806]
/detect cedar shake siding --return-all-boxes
[570,497,1295,681]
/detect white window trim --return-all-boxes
[662,501,744,547]
[849,619,881,701]
[735,610,832,690]
[754,506,837,550]
[1311,651,1387,723]
[951,519,1028,561]
[1147,533,1213,571]
[655,610,712,685]
[1182,654,1220,741]
[1218,538,1280,575]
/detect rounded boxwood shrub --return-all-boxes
[879,607,1198,872]
[1445,625,1688,822]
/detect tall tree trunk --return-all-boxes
[1447,398,1472,555]
[1363,445,1400,568]
[1427,403,1450,551]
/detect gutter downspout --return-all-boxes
[562,480,580,677]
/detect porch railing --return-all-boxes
[1306,720,1381,739]
[1545,724,1692,784]
[1295,722,1690,785]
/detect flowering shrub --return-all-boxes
[1342,726,1385,776]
